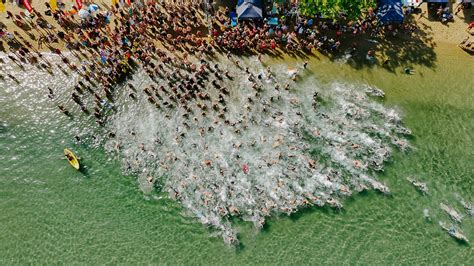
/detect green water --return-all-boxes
[1,43,473,264]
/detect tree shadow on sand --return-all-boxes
[342,18,437,73]
[458,5,474,24]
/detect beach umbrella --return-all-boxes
[78,9,90,19]
[88,4,99,13]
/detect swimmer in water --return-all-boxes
[47,87,54,99]
[312,91,319,108]
[147,176,154,184]
[291,69,299,81]
[224,71,233,80]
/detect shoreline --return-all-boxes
[1,1,472,61]
[0,1,474,249]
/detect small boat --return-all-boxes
[406,176,428,195]
[64,148,80,170]
[440,203,463,223]
[439,221,469,243]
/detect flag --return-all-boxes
[126,0,131,6]
[23,0,33,13]
[49,0,58,11]
[75,0,82,9]
[0,1,5,13]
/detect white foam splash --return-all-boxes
[101,56,411,245]
[0,53,411,245]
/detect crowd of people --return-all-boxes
[213,5,376,54]
[1,0,428,69]
[0,1,418,245]
[1,1,217,120]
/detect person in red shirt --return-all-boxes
[467,22,474,33]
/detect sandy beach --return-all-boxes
[1,0,472,60]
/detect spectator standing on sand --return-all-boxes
[467,22,474,33]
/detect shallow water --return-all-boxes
[0,43,473,263]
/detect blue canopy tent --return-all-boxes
[425,0,450,18]
[230,11,238,27]
[237,0,263,20]
[424,0,449,9]
[377,0,404,24]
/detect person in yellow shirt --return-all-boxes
[49,0,58,12]
[0,0,6,13]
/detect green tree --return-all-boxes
[298,0,376,21]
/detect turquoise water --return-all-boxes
[0,43,473,263]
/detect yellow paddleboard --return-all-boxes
[64,148,80,170]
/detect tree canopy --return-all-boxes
[298,0,376,21]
